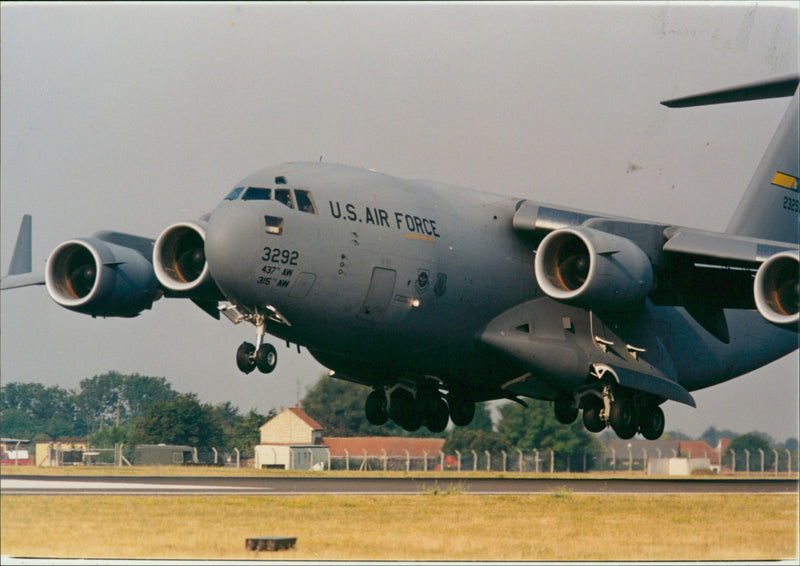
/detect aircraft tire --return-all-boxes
[582,397,605,433]
[390,389,422,432]
[448,397,475,427]
[255,343,277,373]
[610,399,636,439]
[554,396,579,424]
[425,397,450,433]
[236,342,256,374]
[365,389,388,426]
[639,405,665,440]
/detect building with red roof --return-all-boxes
[254,407,446,470]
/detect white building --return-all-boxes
[254,407,329,470]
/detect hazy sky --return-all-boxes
[2,2,798,441]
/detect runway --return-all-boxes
[2,475,797,496]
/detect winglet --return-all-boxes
[2,215,45,289]
[8,215,33,275]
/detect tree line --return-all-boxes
[1,372,274,454]
[2,372,797,471]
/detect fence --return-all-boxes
[329,448,799,475]
[330,449,652,473]
[21,444,800,475]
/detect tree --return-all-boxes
[1,382,85,438]
[75,372,178,431]
[87,424,132,448]
[212,403,276,452]
[301,375,404,436]
[497,400,603,456]
[723,432,775,472]
[129,393,223,448]
[459,402,494,432]
[699,426,737,448]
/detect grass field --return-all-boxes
[2,491,797,561]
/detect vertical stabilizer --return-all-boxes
[662,76,799,244]
[725,88,799,243]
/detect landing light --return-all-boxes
[411,299,421,308]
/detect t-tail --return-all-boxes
[662,75,799,244]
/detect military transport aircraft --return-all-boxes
[3,76,799,439]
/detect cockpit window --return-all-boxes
[230,185,316,214]
[295,189,316,214]
[275,188,294,209]
[242,187,272,201]
[225,187,245,200]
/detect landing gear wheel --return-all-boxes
[365,389,388,426]
[389,389,422,432]
[448,396,475,427]
[236,342,256,374]
[610,398,636,439]
[425,397,450,433]
[255,343,277,373]
[554,396,579,424]
[639,405,665,440]
[582,396,605,433]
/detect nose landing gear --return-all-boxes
[236,342,278,374]
[234,313,278,374]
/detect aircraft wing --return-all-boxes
[1,271,45,290]
[513,201,799,339]
[661,226,794,265]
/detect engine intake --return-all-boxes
[534,226,653,311]
[754,250,799,330]
[153,221,217,296]
[45,238,158,317]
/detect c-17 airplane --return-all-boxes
[3,76,799,439]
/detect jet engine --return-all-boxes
[45,238,158,317]
[754,250,799,330]
[534,226,653,311]
[153,221,218,297]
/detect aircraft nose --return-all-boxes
[205,203,262,300]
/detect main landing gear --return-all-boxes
[365,385,474,433]
[555,387,665,440]
[235,313,278,374]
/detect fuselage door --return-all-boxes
[359,267,397,320]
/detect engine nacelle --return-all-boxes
[153,220,218,297]
[754,250,799,330]
[45,238,158,317]
[534,226,654,311]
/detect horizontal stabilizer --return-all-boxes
[661,75,799,108]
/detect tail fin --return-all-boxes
[662,76,799,244]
